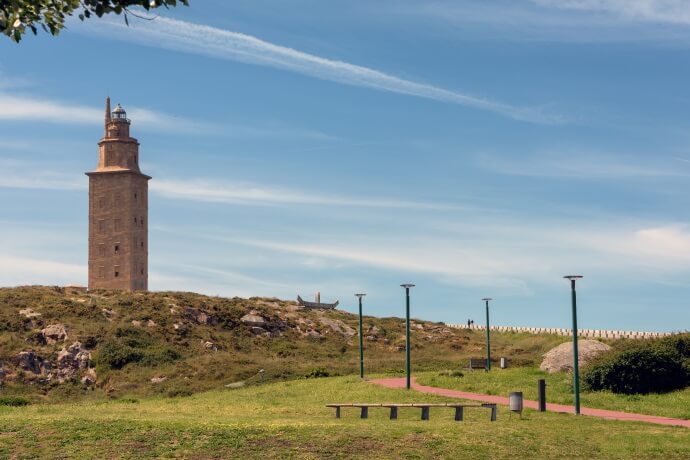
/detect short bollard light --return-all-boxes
[538,379,547,412]
[500,357,508,369]
[509,391,524,417]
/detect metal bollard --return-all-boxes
[538,379,546,412]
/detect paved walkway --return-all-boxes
[370,377,690,428]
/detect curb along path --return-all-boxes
[370,377,690,428]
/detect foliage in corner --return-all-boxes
[583,334,690,395]
[0,0,189,42]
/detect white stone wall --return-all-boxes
[445,323,684,340]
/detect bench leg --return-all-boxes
[335,407,341,419]
[390,407,398,420]
[360,407,368,419]
[454,407,464,421]
[421,407,430,421]
[483,404,496,422]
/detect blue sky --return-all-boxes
[1,0,690,331]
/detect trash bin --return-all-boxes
[509,392,523,415]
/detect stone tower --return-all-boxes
[87,97,151,291]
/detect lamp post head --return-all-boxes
[482,297,492,302]
[400,284,416,289]
[563,275,583,281]
[355,293,366,299]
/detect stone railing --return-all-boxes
[445,323,683,340]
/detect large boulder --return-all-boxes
[241,311,267,327]
[41,324,68,344]
[540,340,611,373]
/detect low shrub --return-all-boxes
[304,368,330,379]
[583,347,688,394]
[0,396,30,406]
[94,342,144,369]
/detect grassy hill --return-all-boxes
[0,286,568,402]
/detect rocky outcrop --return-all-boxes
[318,316,356,337]
[41,324,68,344]
[15,351,49,374]
[241,312,267,327]
[540,340,611,373]
[55,342,91,382]
[241,311,289,336]
[184,307,218,326]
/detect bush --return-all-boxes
[583,347,688,394]
[95,342,144,369]
[304,368,330,379]
[0,396,30,407]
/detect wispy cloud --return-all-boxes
[82,16,562,124]
[0,160,455,210]
[152,178,457,210]
[400,0,690,44]
[532,0,690,26]
[0,255,86,286]
[475,151,690,179]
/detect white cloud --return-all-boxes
[151,178,457,210]
[0,255,86,286]
[0,92,218,134]
[475,151,690,179]
[399,0,690,43]
[82,16,562,124]
[532,0,690,26]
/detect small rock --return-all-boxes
[184,307,217,325]
[19,308,41,319]
[81,368,97,385]
[150,376,167,384]
[366,335,377,341]
[146,320,157,327]
[225,381,245,389]
[250,326,267,335]
[131,320,142,327]
[203,341,218,351]
[41,324,67,344]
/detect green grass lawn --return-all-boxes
[1,376,689,459]
[416,368,690,420]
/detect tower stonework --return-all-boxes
[87,97,151,291]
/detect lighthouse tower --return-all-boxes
[87,97,151,291]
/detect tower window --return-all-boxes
[114,271,119,278]
[98,244,105,257]
[98,220,106,232]
[114,219,122,231]
[114,193,122,206]
[98,266,105,279]
[134,192,138,200]
[134,217,137,224]
[141,217,145,227]
[141,241,144,248]
[114,244,120,254]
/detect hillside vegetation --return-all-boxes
[0,286,568,402]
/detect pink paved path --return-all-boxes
[371,377,690,428]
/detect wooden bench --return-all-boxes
[468,358,487,370]
[326,403,497,422]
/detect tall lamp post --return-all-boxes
[355,293,366,379]
[564,275,583,415]
[401,284,415,389]
[482,298,492,370]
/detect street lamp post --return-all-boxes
[482,298,492,370]
[355,294,366,379]
[564,275,583,415]
[401,284,415,390]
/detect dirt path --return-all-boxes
[370,377,690,428]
